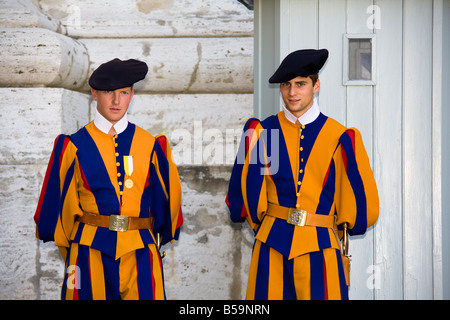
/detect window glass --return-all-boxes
[349,39,372,80]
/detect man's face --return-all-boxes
[91,87,134,125]
[279,76,320,118]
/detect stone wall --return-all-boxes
[0,0,254,299]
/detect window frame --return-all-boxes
[343,34,376,86]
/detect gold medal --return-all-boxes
[125,178,134,189]
[123,156,134,189]
[123,156,133,176]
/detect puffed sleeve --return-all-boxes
[334,128,379,235]
[226,118,267,231]
[149,135,183,246]
[34,135,79,259]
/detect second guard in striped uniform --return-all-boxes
[34,58,183,300]
[226,49,379,300]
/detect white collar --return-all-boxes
[283,96,321,125]
[93,108,128,135]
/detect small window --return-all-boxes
[349,39,372,80]
[343,34,376,85]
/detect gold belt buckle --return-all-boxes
[109,215,129,232]
[287,208,308,227]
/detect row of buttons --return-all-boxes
[113,135,125,200]
[296,124,306,209]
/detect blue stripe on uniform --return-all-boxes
[70,127,120,215]
[76,245,93,300]
[136,247,155,300]
[340,132,367,235]
[309,250,325,300]
[254,242,270,300]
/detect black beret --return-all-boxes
[89,58,148,90]
[269,49,329,83]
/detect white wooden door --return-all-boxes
[254,0,450,299]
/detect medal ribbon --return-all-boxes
[123,155,133,177]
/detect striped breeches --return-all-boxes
[61,243,165,300]
[246,240,348,300]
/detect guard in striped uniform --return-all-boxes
[34,58,183,300]
[226,49,379,300]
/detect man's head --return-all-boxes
[279,75,320,118]
[269,49,328,117]
[89,58,148,124]
[91,87,134,125]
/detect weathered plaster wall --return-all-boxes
[0,0,254,299]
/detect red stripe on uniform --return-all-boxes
[73,256,79,300]
[341,130,356,173]
[176,207,183,229]
[79,165,91,191]
[156,135,167,155]
[322,161,331,188]
[60,136,70,165]
[150,248,156,298]
[34,135,69,224]
[323,255,328,300]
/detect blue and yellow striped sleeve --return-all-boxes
[151,135,183,246]
[334,128,379,235]
[34,135,80,259]
[226,118,267,231]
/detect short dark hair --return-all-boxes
[309,74,319,86]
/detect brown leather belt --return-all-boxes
[266,203,336,229]
[77,212,153,232]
